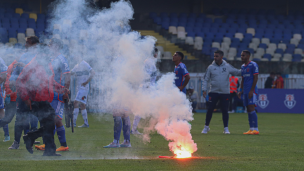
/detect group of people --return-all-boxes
[201,50,260,135]
[0,36,94,156]
[265,72,284,89]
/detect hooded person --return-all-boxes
[16,46,69,156]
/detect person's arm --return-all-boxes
[179,74,190,91]
[202,66,211,98]
[248,74,258,99]
[228,63,242,76]
[82,69,95,87]
[237,77,244,99]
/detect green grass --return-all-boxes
[0,112,303,171]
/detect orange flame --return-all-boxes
[174,146,192,158]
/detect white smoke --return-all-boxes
[4,0,198,156]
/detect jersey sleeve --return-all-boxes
[252,63,259,75]
[180,65,189,76]
[84,61,92,71]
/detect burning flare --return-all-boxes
[174,146,192,158]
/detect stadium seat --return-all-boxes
[263,54,272,60]
[256,48,265,56]
[268,43,277,50]
[251,38,260,45]
[294,48,303,54]
[163,51,172,59]
[221,42,229,51]
[177,31,186,39]
[9,38,17,45]
[212,42,220,49]
[194,42,202,50]
[253,53,262,59]
[169,26,177,34]
[278,43,287,51]
[282,53,292,61]
[177,26,185,32]
[290,38,299,46]
[15,8,23,15]
[235,33,244,40]
[246,28,255,36]
[293,33,302,40]
[21,13,29,19]
[185,37,194,45]
[26,28,35,37]
[273,53,282,59]
[261,38,270,45]
[223,37,231,45]
[29,13,37,21]
[249,42,258,51]
[292,54,302,62]
[266,48,275,56]
[258,43,268,49]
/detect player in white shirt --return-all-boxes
[71,57,95,128]
[131,48,158,135]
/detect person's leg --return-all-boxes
[202,93,219,133]
[229,93,233,111]
[220,94,230,134]
[50,100,68,150]
[0,101,16,127]
[79,102,89,127]
[247,93,258,133]
[120,115,131,147]
[103,114,122,148]
[73,101,79,126]
[29,114,38,131]
[192,101,197,112]
[205,93,219,126]
[132,115,141,133]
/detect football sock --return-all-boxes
[2,122,9,136]
[250,111,258,131]
[73,108,79,124]
[247,111,253,129]
[204,125,209,129]
[57,126,67,147]
[132,116,141,131]
[122,116,130,141]
[81,109,88,125]
[113,116,122,142]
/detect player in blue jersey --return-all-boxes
[35,39,71,151]
[131,48,158,135]
[238,50,259,135]
[0,57,9,142]
[8,36,40,150]
[172,52,190,94]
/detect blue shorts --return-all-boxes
[243,93,257,107]
[50,100,64,120]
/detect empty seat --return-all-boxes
[278,43,287,51]
[261,38,270,45]
[293,33,302,40]
[169,26,177,34]
[221,42,229,51]
[256,48,265,55]
[177,26,185,32]
[290,38,299,46]
[253,53,262,59]
[273,53,282,59]
[294,48,303,54]
[223,37,231,45]
[246,28,255,36]
[177,31,186,40]
[228,47,237,54]
[249,43,258,51]
[235,33,244,40]
[9,38,17,45]
[194,37,203,44]
[163,51,172,59]
[212,42,220,48]
[185,37,194,45]
[266,48,275,55]
[15,8,23,15]
[268,43,277,50]
[251,38,260,45]
[194,42,202,50]
[26,28,35,37]
[29,13,37,21]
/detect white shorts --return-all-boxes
[75,87,89,104]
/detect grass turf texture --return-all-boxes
[0,113,303,171]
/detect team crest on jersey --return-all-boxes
[82,96,86,100]
[257,94,269,109]
[284,94,296,109]
[246,68,249,72]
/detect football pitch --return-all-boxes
[0,112,303,171]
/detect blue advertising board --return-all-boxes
[256,89,304,114]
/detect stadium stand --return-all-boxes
[149,10,304,62]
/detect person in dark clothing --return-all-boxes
[17,51,68,156]
[264,72,275,88]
